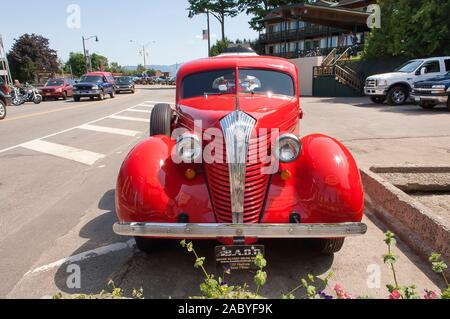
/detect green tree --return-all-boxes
[65,52,86,77]
[188,0,240,41]
[364,0,450,59]
[238,0,305,32]
[90,53,109,72]
[7,34,59,83]
[210,39,231,56]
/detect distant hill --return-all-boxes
[123,64,181,75]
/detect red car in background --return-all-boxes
[41,78,75,101]
[113,48,366,263]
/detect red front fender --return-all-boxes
[262,134,364,224]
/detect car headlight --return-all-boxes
[432,85,446,89]
[176,134,202,163]
[376,80,388,87]
[274,133,302,163]
[92,85,100,90]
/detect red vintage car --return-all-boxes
[41,78,74,101]
[113,49,366,261]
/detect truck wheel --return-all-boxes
[150,103,172,136]
[110,90,115,98]
[134,237,165,254]
[98,92,104,100]
[310,238,345,255]
[447,97,450,112]
[62,91,67,100]
[387,86,408,105]
[370,97,386,104]
[74,96,80,102]
[0,100,6,120]
[419,102,436,109]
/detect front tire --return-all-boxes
[310,238,345,255]
[370,96,386,104]
[447,96,450,112]
[0,100,6,120]
[134,237,166,254]
[387,86,408,105]
[62,91,67,100]
[110,90,115,98]
[33,95,42,104]
[74,96,80,102]
[150,103,172,136]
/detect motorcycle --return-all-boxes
[10,84,42,105]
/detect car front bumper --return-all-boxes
[73,90,102,97]
[113,222,367,239]
[364,87,387,96]
[411,94,448,104]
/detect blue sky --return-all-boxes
[1,0,258,66]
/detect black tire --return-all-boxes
[150,103,172,136]
[387,86,408,105]
[310,238,345,255]
[370,96,386,104]
[74,96,80,102]
[62,91,67,100]
[447,97,450,112]
[419,102,436,109]
[33,95,42,104]
[42,97,47,102]
[98,92,104,100]
[110,90,115,98]
[0,100,6,120]
[134,237,166,254]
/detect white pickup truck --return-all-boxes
[364,56,450,105]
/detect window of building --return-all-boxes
[320,38,328,49]
[331,36,338,47]
[298,41,304,51]
[289,42,297,52]
[298,21,305,29]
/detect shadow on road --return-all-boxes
[53,189,334,298]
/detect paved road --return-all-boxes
[0,90,443,298]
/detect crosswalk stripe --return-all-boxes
[126,109,151,114]
[77,124,141,137]
[21,140,105,166]
[108,115,150,123]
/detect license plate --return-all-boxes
[45,93,51,96]
[215,245,265,271]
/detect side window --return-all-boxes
[423,60,440,73]
[445,59,450,72]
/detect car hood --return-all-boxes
[177,95,299,131]
[74,82,99,88]
[415,75,450,86]
[42,85,63,90]
[367,72,410,81]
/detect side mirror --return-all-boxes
[420,67,427,75]
[218,84,228,93]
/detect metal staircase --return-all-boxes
[0,35,13,86]
[313,46,363,93]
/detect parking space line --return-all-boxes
[23,239,135,277]
[77,124,141,137]
[108,115,150,123]
[21,140,105,166]
[124,109,151,114]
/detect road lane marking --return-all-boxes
[78,124,141,137]
[21,140,105,166]
[0,100,168,155]
[124,109,150,113]
[108,115,150,123]
[23,239,135,277]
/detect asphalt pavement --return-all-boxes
[0,88,444,298]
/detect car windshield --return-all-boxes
[394,60,424,73]
[117,77,132,84]
[80,75,103,83]
[46,79,64,86]
[181,69,295,99]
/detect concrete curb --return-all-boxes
[361,168,450,270]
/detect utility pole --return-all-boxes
[130,40,155,72]
[82,35,99,72]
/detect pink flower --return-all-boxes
[334,284,346,299]
[389,290,401,299]
[344,293,353,299]
[423,290,439,299]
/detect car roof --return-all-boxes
[177,55,298,80]
[410,56,450,61]
[86,72,112,76]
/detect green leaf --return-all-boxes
[308,274,315,283]
[195,257,206,269]
[255,254,267,269]
[254,270,267,287]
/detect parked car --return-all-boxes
[411,72,450,110]
[113,50,367,258]
[73,72,116,101]
[40,78,74,101]
[115,76,136,94]
[364,56,450,105]
[0,77,11,120]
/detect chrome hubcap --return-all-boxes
[0,105,5,117]
[393,90,405,104]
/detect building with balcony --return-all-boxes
[261,0,376,59]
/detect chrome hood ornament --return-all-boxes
[220,110,256,224]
